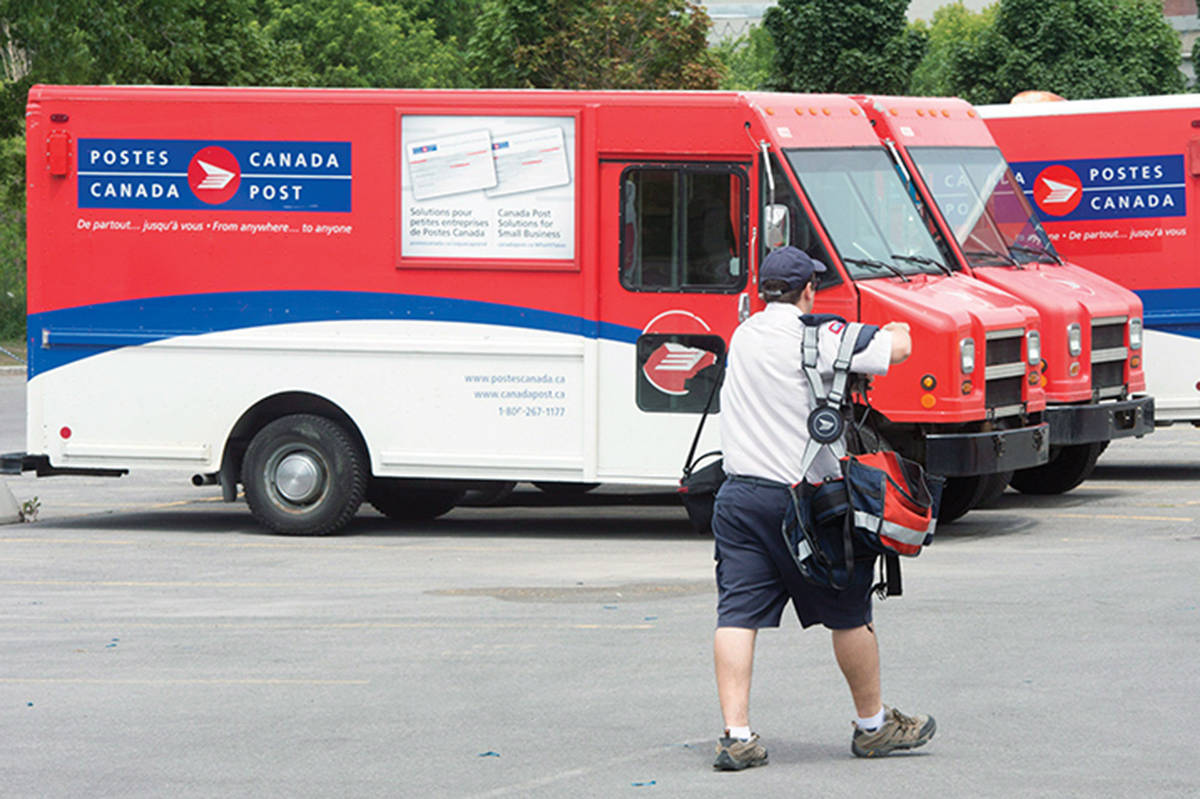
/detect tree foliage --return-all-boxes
[934,0,1185,103]
[468,0,720,90]
[0,0,311,139]
[908,2,996,97]
[265,0,470,88]
[713,23,776,91]
[763,0,926,94]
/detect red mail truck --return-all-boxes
[980,95,1196,426]
[5,86,1048,534]
[855,95,1153,496]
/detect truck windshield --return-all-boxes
[907,146,1060,268]
[785,148,948,280]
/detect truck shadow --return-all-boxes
[1090,463,1200,482]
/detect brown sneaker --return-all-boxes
[851,705,936,758]
[713,732,768,771]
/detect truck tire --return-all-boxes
[938,475,985,523]
[242,414,366,536]
[532,481,600,495]
[1009,442,1104,495]
[367,481,463,521]
[973,470,1015,509]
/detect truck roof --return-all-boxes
[978,93,1200,118]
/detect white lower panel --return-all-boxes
[28,319,594,479]
[1143,329,1200,422]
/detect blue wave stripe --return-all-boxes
[1138,287,1200,337]
[27,291,642,378]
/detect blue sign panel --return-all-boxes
[1009,154,1185,222]
[77,139,352,212]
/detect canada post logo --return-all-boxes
[643,342,717,395]
[1010,155,1184,222]
[78,139,352,212]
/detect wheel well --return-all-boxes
[220,393,370,489]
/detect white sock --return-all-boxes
[856,708,885,732]
[726,725,752,741]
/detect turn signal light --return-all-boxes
[1131,356,1141,368]
[961,380,973,395]
[1028,372,1040,386]
[1069,362,1081,376]
[920,374,937,390]
[921,394,936,409]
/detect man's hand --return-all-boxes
[883,321,912,364]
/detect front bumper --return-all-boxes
[1045,396,1155,446]
[925,422,1050,477]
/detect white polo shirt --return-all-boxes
[719,302,893,485]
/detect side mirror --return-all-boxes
[764,204,790,249]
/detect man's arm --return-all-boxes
[882,321,911,364]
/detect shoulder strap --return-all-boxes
[797,320,870,481]
[682,360,725,475]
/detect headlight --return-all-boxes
[960,337,975,374]
[1026,330,1041,366]
[1129,317,1143,350]
[1067,323,1082,357]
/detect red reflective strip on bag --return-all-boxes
[844,451,934,557]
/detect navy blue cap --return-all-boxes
[760,246,826,293]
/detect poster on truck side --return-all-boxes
[400,115,577,261]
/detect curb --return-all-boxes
[0,365,25,375]
[0,481,19,524]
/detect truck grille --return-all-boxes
[1090,316,1128,398]
[1092,361,1125,393]
[986,376,1024,408]
[986,336,1022,366]
[984,327,1025,416]
[1092,317,1126,350]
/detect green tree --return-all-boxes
[763,0,926,94]
[468,0,720,89]
[407,0,485,43]
[0,0,310,138]
[266,0,470,88]
[908,2,995,97]
[0,134,22,340]
[713,23,776,91]
[941,0,1184,104]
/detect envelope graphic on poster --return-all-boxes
[485,126,571,198]
[407,129,498,201]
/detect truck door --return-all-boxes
[596,159,751,481]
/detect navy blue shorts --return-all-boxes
[713,476,876,630]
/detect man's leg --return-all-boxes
[713,626,757,729]
[831,624,881,718]
[835,622,937,757]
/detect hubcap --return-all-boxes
[274,451,324,503]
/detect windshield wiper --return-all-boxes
[962,248,1019,266]
[1009,243,1062,265]
[892,253,952,277]
[844,257,910,282]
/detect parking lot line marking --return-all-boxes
[462,737,710,798]
[0,579,410,588]
[1052,512,1192,522]
[0,536,503,552]
[0,677,368,686]
[0,620,657,631]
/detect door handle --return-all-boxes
[738,293,751,323]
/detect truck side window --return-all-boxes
[620,165,748,293]
[764,155,842,291]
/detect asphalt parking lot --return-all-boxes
[2,372,1199,798]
